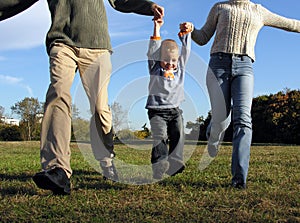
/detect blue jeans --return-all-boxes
[206,53,254,184]
[148,108,185,175]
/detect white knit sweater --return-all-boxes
[192,0,300,61]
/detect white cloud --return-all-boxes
[0,74,22,84]
[0,74,33,96]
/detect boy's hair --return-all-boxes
[160,39,179,56]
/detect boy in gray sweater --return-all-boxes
[146,18,192,179]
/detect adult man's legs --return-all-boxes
[33,43,77,195]
[79,49,118,181]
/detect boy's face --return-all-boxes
[160,41,179,71]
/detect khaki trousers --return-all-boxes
[40,43,113,177]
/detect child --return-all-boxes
[146,19,193,179]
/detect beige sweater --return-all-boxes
[192,0,300,61]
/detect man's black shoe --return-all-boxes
[101,161,119,182]
[33,167,71,195]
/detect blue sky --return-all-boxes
[0,0,299,131]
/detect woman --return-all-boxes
[182,0,300,189]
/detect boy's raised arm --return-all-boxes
[178,22,193,66]
[147,19,163,70]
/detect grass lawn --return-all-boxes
[0,141,299,222]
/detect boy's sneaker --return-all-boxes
[33,167,71,195]
[152,160,170,180]
[166,158,185,177]
[100,161,119,182]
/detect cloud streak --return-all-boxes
[0,74,33,96]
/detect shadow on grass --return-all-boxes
[0,172,32,182]
[0,169,127,196]
[71,169,128,191]
[159,177,231,190]
[0,172,37,196]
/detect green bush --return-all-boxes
[0,125,22,141]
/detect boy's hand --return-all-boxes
[179,22,194,33]
[154,18,164,28]
[152,18,163,38]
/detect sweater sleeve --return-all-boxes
[0,0,38,21]
[108,0,154,16]
[259,5,300,33]
[191,3,218,46]
[147,38,161,73]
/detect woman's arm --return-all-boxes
[260,5,300,33]
[191,3,219,46]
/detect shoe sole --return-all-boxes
[33,172,70,195]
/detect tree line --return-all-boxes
[1,88,299,144]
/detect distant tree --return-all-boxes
[110,102,128,134]
[252,89,300,144]
[186,115,211,141]
[72,104,80,119]
[0,105,4,116]
[0,106,4,123]
[71,117,90,141]
[11,97,43,141]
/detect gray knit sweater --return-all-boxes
[192,0,300,61]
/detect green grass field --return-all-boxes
[0,141,299,222]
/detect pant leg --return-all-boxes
[167,109,184,160]
[167,108,185,174]
[206,55,232,150]
[40,43,77,178]
[148,109,169,164]
[77,49,114,163]
[230,56,254,184]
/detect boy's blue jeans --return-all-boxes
[148,108,185,175]
[206,53,254,185]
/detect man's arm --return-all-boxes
[0,0,38,21]
[108,0,164,19]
